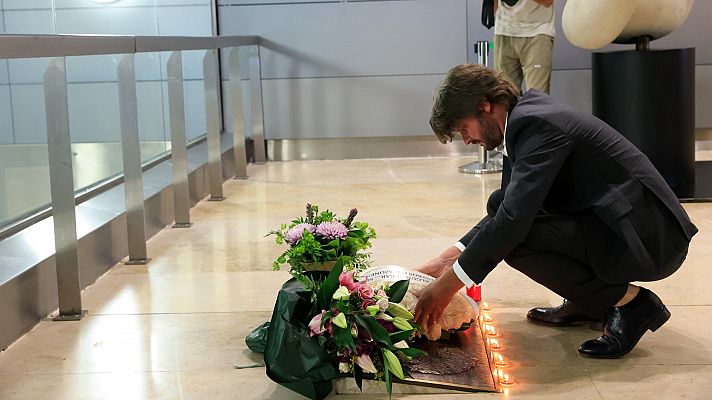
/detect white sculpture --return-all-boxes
[562,0,695,50]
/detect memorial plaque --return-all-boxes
[400,322,498,392]
[359,266,500,393]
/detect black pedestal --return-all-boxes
[592,48,696,199]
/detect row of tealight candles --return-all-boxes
[479,301,515,394]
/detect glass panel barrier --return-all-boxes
[0,57,53,230]
[173,49,208,142]
[137,52,171,164]
[65,53,126,195]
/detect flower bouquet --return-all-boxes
[267,204,376,278]
[254,205,426,399]
[307,265,426,397]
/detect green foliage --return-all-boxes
[354,364,364,391]
[389,329,415,343]
[333,326,356,351]
[354,314,392,348]
[317,257,345,311]
[267,204,377,280]
[308,273,428,400]
[385,279,410,303]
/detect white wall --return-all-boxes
[219,0,712,140]
[219,0,468,139]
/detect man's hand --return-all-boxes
[414,246,462,278]
[414,267,465,332]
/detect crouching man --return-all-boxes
[414,64,697,358]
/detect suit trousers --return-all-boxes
[483,189,628,314]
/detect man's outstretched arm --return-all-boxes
[414,245,462,278]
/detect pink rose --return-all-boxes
[361,298,377,309]
[358,284,374,300]
[308,311,327,337]
[339,271,362,292]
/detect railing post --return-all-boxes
[117,54,150,265]
[167,51,193,227]
[44,57,86,321]
[248,45,266,164]
[203,48,225,201]
[228,47,248,179]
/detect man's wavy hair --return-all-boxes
[430,64,520,144]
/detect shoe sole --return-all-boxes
[526,315,604,331]
[577,306,671,359]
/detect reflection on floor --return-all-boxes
[1,156,712,399]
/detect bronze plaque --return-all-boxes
[398,322,499,393]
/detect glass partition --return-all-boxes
[65,53,126,194]
[136,52,171,163]
[0,0,214,231]
[167,49,208,143]
[0,57,53,229]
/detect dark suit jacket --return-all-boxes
[458,90,697,284]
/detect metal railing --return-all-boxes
[0,34,263,320]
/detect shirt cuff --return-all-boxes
[453,241,466,252]
[452,260,475,288]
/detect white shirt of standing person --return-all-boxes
[494,0,556,38]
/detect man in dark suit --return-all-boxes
[414,64,697,358]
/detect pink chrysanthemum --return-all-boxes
[285,223,316,245]
[315,221,348,240]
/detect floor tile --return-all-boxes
[2,156,711,399]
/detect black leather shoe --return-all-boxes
[577,288,670,359]
[527,300,606,330]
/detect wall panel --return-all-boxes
[219,0,468,79]
[261,74,443,139]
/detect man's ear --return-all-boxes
[480,101,492,114]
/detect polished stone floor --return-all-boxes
[1,156,711,399]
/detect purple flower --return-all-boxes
[377,319,396,333]
[356,340,377,356]
[335,348,353,363]
[345,208,358,227]
[315,221,348,240]
[285,223,316,245]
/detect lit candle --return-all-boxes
[489,338,501,350]
[481,301,491,311]
[500,374,515,385]
[486,325,498,337]
[481,312,494,323]
[494,352,509,366]
[502,387,510,396]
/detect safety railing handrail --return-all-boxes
[0,34,260,59]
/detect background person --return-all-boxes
[493,0,555,93]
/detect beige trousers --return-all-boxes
[494,34,553,94]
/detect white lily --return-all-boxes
[355,354,378,374]
[332,286,350,301]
